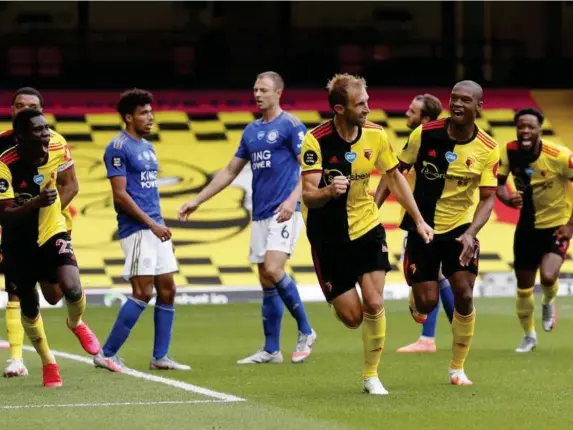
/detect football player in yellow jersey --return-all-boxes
[0,109,100,387]
[0,87,79,378]
[497,108,573,352]
[397,81,500,386]
[375,93,456,354]
[301,73,433,395]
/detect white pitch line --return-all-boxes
[21,346,246,403]
[0,400,229,410]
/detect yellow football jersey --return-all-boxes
[499,139,573,229]
[301,120,399,242]
[398,119,499,235]
[0,144,68,247]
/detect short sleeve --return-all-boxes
[104,145,127,178]
[398,125,423,166]
[498,143,510,177]
[57,143,74,173]
[479,146,500,188]
[374,128,399,172]
[557,148,573,179]
[234,132,250,160]
[301,132,322,175]
[289,123,307,157]
[0,162,14,200]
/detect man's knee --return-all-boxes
[57,267,83,302]
[156,275,176,305]
[262,261,285,284]
[539,269,559,287]
[413,285,439,314]
[131,277,154,303]
[362,294,383,315]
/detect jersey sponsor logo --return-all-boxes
[303,150,318,166]
[251,150,272,170]
[345,152,357,163]
[33,174,44,185]
[257,131,265,140]
[445,151,457,163]
[15,192,34,205]
[140,170,158,188]
[0,178,8,193]
[266,130,279,144]
[421,161,472,182]
[324,168,370,184]
[112,156,122,167]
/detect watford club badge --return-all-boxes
[364,149,372,160]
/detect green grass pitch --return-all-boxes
[1,297,571,430]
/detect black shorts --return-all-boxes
[403,224,479,286]
[310,225,392,303]
[513,225,569,271]
[4,232,77,296]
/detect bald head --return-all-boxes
[453,80,483,102]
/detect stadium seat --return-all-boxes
[37,46,62,77]
[7,46,35,77]
[173,45,195,76]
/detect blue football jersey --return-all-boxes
[103,131,164,239]
[235,111,305,221]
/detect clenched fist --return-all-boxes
[328,176,349,198]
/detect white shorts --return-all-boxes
[120,229,178,280]
[249,212,303,264]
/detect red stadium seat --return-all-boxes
[339,44,365,74]
[173,45,195,76]
[8,46,35,77]
[37,46,62,77]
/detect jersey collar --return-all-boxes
[332,120,362,146]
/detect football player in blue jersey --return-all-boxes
[95,89,190,372]
[179,71,316,364]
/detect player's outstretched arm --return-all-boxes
[457,187,496,266]
[374,164,411,208]
[178,156,248,220]
[385,167,433,243]
[496,175,522,208]
[109,176,171,242]
[374,175,391,209]
[57,165,78,210]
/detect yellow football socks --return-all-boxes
[450,309,476,370]
[362,308,386,378]
[21,314,56,365]
[66,290,86,329]
[516,287,535,335]
[6,301,24,361]
[542,280,559,305]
